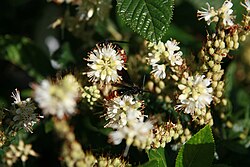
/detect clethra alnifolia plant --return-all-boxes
[1,0,250,166]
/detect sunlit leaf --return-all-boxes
[116,0,174,42]
[175,125,214,167]
[143,147,167,167]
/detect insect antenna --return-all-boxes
[106,39,129,44]
[141,75,150,93]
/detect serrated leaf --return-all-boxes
[145,147,167,167]
[116,0,174,42]
[0,35,54,81]
[175,125,215,167]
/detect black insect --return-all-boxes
[107,68,147,100]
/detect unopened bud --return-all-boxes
[209,48,214,55]
[240,35,246,41]
[233,42,239,49]
[214,40,220,48]
[208,60,214,68]
[207,40,212,47]
[219,41,225,49]
[216,91,223,98]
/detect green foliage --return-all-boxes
[51,42,75,69]
[44,119,54,133]
[143,147,167,167]
[1,0,250,166]
[175,125,215,167]
[224,62,237,98]
[0,35,54,81]
[116,0,174,42]
[139,159,159,167]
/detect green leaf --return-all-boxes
[45,119,54,133]
[0,35,54,81]
[175,125,215,167]
[144,147,167,167]
[224,62,236,98]
[51,42,75,69]
[139,160,159,167]
[162,24,197,44]
[116,0,174,42]
[236,89,250,107]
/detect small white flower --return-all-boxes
[11,89,22,105]
[108,120,153,148]
[165,40,180,55]
[84,43,125,84]
[11,89,42,133]
[109,130,125,145]
[33,74,80,119]
[177,98,196,115]
[165,40,183,66]
[168,51,183,66]
[151,64,166,79]
[241,0,250,11]
[105,95,153,153]
[197,3,218,25]
[176,74,213,115]
[104,95,144,129]
[220,0,233,13]
[147,41,166,65]
[219,0,235,26]
[222,9,234,26]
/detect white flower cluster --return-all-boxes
[176,74,213,116]
[105,95,153,154]
[147,39,183,79]
[84,43,125,84]
[197,0,236,26]
[32,74,81,119]
[11,89,43,133]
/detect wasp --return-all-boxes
[95,40,147,100]
[107,68,147,100]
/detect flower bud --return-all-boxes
[214,40,220,48]
[219,41,225,49]
[209,48,214,55]
[208,60,214,68]
[240,35,246,41]
[233,42,239,49]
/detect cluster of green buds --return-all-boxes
[0,130,6,148]
[53,118,129,166]
[53,119,97,166]
[193,110,213,126]
[82,85,101,107]
[151,121,187,148]
[98,156,127,167]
